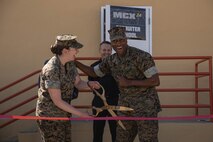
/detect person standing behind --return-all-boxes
[75,27,161,142]
[88,41,120,142]
[36,34,100,142]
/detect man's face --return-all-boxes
[100,43,112,59]
[111,38,127,57]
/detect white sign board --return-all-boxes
[101,5,152,54]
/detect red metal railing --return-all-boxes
[155,56,212,114]
[0,56,212,128]
[0,70,41,92]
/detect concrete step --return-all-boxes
[17,121,213,142]
[18,132,41,142]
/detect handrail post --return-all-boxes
[195,61,199,116]
[208,58,213,121]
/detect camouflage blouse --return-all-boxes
[94,46,161,114]
[36,56,77,117]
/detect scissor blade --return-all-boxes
[108,106,134,111]
[107,109,126,130]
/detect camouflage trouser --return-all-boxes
[115,119,158,142]
[115,94,160,142]
[37,120,71,142]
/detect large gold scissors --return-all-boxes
[91,85,134,130]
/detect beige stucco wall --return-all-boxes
[1,0,213,141]
[1,0,213,86]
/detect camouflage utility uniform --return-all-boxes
[36,56,77,142]
[94,46,161,142]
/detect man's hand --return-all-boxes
[117,76,130,87]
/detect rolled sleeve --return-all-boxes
[144,66,158,78]
[94,64,105,77]
[45,80,60,89]
[43,67,61,89]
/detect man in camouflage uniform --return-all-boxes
[76,27,161,142]
[36,34,100,142]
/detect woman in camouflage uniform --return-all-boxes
[36,34,100,142]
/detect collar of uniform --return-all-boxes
[55,55,66,72]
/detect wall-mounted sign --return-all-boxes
[110,6,146,40]
[101,5,152,54]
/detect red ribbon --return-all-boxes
[1,115,213,121]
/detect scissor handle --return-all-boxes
[92,106,104,117]
[86,107,101,117]
[92,85,106,102]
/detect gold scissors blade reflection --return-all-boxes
[92,85,134,130]
[99,106,134,111]
[107,109,127,130]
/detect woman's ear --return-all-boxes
[62,48,69,54]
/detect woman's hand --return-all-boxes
[87,81,101,89]
[79,111,93,118]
